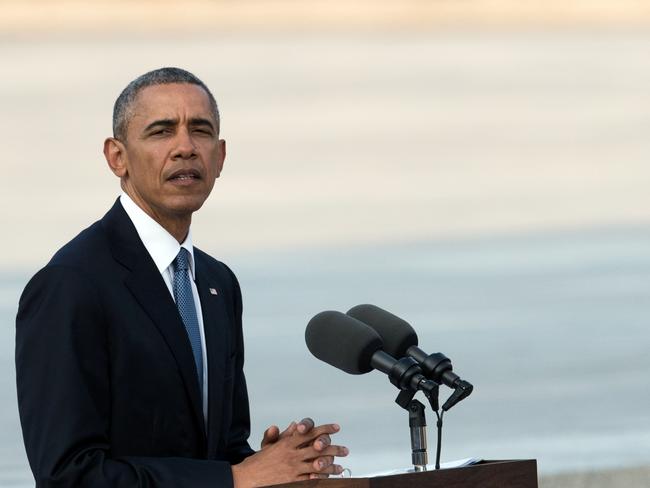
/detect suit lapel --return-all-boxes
[103,200,207,444]
[195,259,231,457]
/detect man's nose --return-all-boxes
[172,128,197,159]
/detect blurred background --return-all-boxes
[1,1,649,487]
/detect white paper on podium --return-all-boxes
[356,457,482,478]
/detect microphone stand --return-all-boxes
[408,400,427,471]
[395,385,439,472]
[374,354,458,471]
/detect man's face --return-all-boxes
[110,83,225,225]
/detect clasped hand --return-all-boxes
[232,418,349,488]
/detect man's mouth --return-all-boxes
[168,169,201,181]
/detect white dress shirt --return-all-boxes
[120,192,209,424]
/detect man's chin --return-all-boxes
[167,196,209,216]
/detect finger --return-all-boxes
[297,433,331,450]
[274,421,298,445]
[314,434,331,451]
[297,460,341,477]
[297,417,315,434]
[305,444,349,459]
[260,425,279,448]
[287,423,339,448]
[313,456,334,472]
[310,473,330,479]
[299,423,340,442]
[278,420,298,440]
[284,421,298,435]
[315,464,344,476]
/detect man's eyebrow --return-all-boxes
[143,118,216,133]
[189,118,216,131]
[143,118,178,133]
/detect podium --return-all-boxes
[266,460,538,488]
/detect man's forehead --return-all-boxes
[131,83,215,123]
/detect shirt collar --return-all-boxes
[120,192,196,279]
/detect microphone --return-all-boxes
[305,311,438,397]
[347,304,473,411]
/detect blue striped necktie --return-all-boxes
[173,248,203,396]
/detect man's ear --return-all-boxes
[215,139,226,178]
[104,137,128,178]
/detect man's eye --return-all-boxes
[193,129,212,135]
[151,129,170,136]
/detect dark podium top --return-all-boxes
[266,460,538,488]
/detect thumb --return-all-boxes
[261,425,280,448]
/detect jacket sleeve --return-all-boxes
[222,267,256,464]
[15,265,237,488]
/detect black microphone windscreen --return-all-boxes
[347,304,418,358]
[305,311,383,375]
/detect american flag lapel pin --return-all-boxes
[209,288,218,296]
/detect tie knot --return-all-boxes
[174,248,191,272]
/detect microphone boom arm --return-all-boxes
[408,348,474,411]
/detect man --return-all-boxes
[16,67,348,487]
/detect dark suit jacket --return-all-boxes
[15,199,255,487]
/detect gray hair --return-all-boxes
[112,67,220,141]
